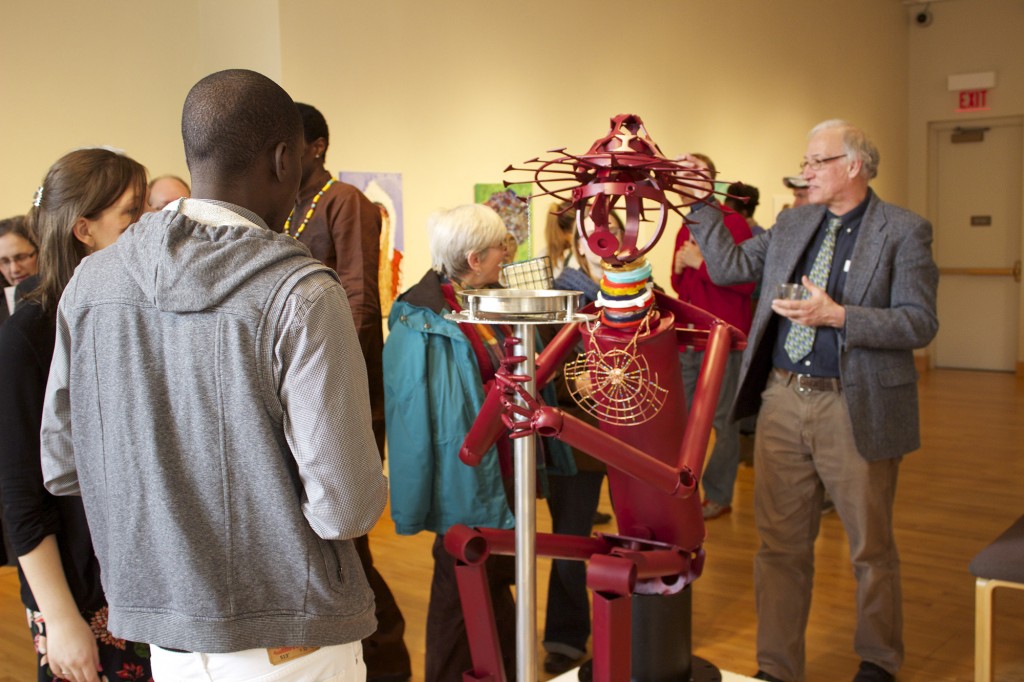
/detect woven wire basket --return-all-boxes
[500,256,554,290]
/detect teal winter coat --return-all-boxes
[383,270,572,536]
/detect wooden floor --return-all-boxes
[1,369,1021,681]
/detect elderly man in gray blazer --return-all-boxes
[685,120,938,682]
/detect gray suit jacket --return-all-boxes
[687,191,939,461]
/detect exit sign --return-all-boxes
[957,89,989,112]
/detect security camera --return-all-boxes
[914,7,933,26]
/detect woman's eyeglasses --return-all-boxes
[0,250,37,268]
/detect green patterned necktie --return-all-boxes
[783,216,843,363]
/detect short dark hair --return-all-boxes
[725,182,760,217]
[295,102,329,164]
[295,102,329,145]
[182,69,302,177]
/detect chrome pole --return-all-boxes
[513,324,537,682]
[447,288,589,682]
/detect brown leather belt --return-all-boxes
[773,367,842,392]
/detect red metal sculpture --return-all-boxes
[449,114,746,682]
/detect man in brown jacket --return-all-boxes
[286,102,410,682]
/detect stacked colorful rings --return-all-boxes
[596,258,654,328]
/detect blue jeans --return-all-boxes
[679,349,743,506]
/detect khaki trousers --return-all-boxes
[753,371,903,682]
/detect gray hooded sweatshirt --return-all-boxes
[41,199,388,653]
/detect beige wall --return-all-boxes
[277,0,910,287]
[4,2,1018,356]
[0,1,201,211]
[1,0,910,290]
[0,0,281,216]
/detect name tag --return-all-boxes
[267,646,320,665]
[844,259,851,273]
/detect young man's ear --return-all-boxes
[273,141,292,184]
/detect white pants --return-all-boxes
[152,642,365,682]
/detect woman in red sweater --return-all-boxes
[671,154,755,520]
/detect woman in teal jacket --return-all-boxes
[385,273,515,536]
[384,204,573,681]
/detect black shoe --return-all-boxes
[544,651,584,675]
[368,676,410,682]
[592,511,613,526]
[753,671,787,682]
[853,661,894,682]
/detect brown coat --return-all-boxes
[292,174,386,456]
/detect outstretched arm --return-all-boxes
[686,204,770,287]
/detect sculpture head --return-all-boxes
[509,114,719,267]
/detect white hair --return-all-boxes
[428,204,507,279]
[810,119,880,180]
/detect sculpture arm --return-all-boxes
[676,322,737,478]
[460,321,584,466]
[534,320,583,387]
[532,407,696,498]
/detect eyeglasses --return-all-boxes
[798,153,847,171]
[488,235,516,252]
[0,250,37,268]
[800,154,846,172]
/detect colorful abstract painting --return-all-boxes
[340,171,404,316]
[474,182,533,262]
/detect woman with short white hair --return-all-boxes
[383,203,516,680]
[427,203,508,286]
[387,201,569,682]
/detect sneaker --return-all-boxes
[852,661,894,682]
[702,499,732,520]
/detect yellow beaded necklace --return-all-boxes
[284,178,335,238]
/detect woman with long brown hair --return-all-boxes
[0,148,152,682]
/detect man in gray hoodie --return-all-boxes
[41,69,388,681]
